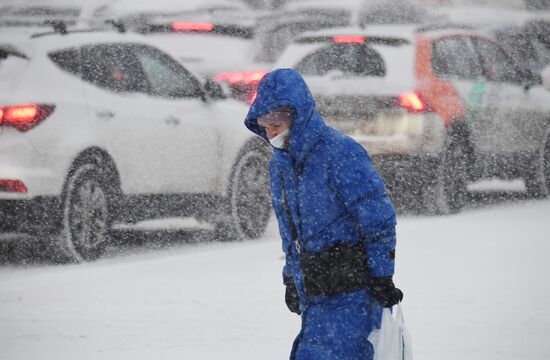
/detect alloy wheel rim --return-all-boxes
[233,153,270,237]
[544,144,550,190]
[69,179,108,250]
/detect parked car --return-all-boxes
[489,23,550,75]
[253,0,361,63]
[428,2,550,29]
[255,0,433,64]
[0,0,110,29]
[274,24,550,213]
[0,27,272,262]
[0,2,80,27]
[128,15,269,103]
[96,0,269,104]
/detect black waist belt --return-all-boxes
[278,173,370,296]
[300,243,370,296]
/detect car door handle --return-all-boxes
[96,109,114,119]
[164,116,181,126]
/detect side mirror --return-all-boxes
[519,67,543,89]
[203,79,226,100]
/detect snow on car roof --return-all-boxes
[143,33,258,76]
[275,24,418,96]
[2,28,262,78]
[103,0,246,17]
[282,0,369,25]
[2,30,154,58]
[296,23,481,44]
[284,0,367,11]
[296,25,417,44]
[430,5,550,29]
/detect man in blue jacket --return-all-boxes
[245,68,402,360]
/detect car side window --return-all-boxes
[295,46,342,75]
[295,44,385,77]
[81,44,149,94]
[356,45,386,77]
[432,36,482,80]
[48,47,81,76]
[133,45,203,99]
[471,37,521,83]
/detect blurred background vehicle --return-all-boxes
[274,24,550,213]
[489,22,550,75]
[0,0,111,29]
[0,25,272,262]
[254,0,436,64]
[422,0,550,77]
[92,0,270,104]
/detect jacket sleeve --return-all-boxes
[269,160,294,281]
[331,144,397,277]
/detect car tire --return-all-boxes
[422,136,469,215]
[525,131,550,198]
[59,164,114,262]
[216,146,271,241]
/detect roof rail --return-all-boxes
[417,23,474,33]
[31,28,96,39]
[0,46,28,60]
[105,19,127,33]
[44,19,68,35]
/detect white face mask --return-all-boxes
[269,129,290,149]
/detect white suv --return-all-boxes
[274,25,550,213]
[0,29,271,261]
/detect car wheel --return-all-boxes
[422,137,469,215]
[217,147,271,240]
[60,164,113,262]
[525,132,550,198]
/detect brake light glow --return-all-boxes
[399,93,429,113]
[1,104,55,131]
[0,180,28,193]
[332,35,365,43]
[213,71,268,85]
[171,22,214,32]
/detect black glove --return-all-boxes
[370,276,403,308]
[283,275,301,315]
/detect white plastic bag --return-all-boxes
[368,304,413,360]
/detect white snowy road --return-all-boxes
[1,193,550,360]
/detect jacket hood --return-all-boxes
[244,68,326,167]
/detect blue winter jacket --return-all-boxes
[245,69,397,308]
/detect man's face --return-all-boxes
[257,109,292,140]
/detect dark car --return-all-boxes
[491,23,550,75]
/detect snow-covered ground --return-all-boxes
[1,192,550,360]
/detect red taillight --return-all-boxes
[0,106,4,125]
[245,71,268,83]
[213,71,267,104]
[399,93,430,113]
[0,180,28,193]
[332,35,365,43]
[1,104,55,131]
[171,22,214,32]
